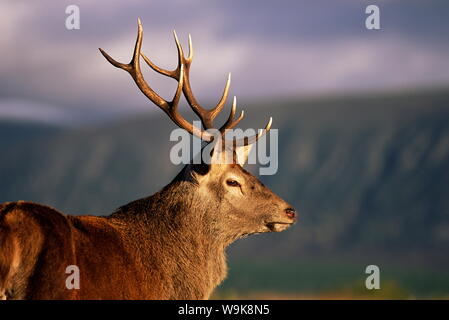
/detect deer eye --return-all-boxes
[226,179,241,187]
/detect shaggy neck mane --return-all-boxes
[108,169,228,299]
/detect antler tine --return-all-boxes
[99,18,168,110]
[143,32,231,130]
[181,70,232,130]
[219,96,244,132]
[140,30,183,79]
[182,34,271,146]
[187,34,193,62]
[140,31,226,130]
[209,73,231,121]
[231,117,273,147]
[219,96,271,147]
[99,19,212,142]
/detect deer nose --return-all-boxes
[285,207,296,220]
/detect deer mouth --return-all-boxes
[265,221,294,232]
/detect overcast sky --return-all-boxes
[1,0,449,123]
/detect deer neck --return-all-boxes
[109,178,228,298]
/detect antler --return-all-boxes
[141,32,237,131]
[99,19,212,141]
[100,18,271,146]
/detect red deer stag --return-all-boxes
[0,19,296,300]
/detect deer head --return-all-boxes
[99,19,296,242]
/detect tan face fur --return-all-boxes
[188,143,297,239]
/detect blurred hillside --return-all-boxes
[1,88,449,296]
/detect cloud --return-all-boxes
[0,99,80,124]
[1,0,449,120]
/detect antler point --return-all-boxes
[173,30,180,43]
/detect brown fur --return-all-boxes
[0,160,295,300]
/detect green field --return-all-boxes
[215,259,449,299]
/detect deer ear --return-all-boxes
[234,144,253,166]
